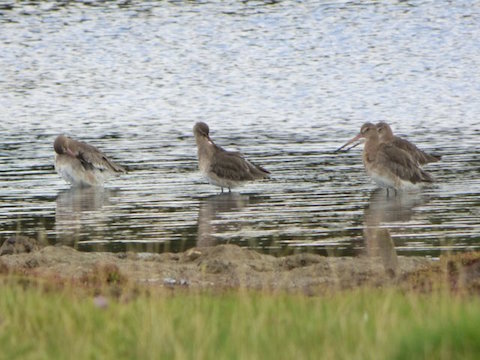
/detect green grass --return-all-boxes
[0,282,479,360]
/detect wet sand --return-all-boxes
[4,242,474,293]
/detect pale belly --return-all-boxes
[55,155,106,187]
[369,171,396,189]
[367,169,419,191]
[204,172,241,189]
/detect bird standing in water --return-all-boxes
[193,122,270,192]
[337,123,434,194]
[54,135,126,187]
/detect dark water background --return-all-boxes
[1,0,479,257]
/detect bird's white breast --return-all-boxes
[55,155,104,187]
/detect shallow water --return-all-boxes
[0,0,479,257]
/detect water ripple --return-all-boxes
[0,0,479,257]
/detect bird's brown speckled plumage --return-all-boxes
[376,122,441,165]
[54,135,125,187]
[339,123,433,193]
[193,122,269,192]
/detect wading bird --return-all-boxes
[193,122,270,193]
[54,135,125,187]
[336,123,434,195]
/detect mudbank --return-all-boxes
[0,243,443,292]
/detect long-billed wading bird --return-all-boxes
[336,122,441,165]
[193,122,270,193]
[337,123,434,195]
[54,134,126,187]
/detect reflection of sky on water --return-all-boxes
[0,1,479,255]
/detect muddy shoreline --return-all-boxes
[0,243,448,292]
[1,232,478,293]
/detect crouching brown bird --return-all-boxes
[54,135,126,187]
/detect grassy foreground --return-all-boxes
[0,281,479,360]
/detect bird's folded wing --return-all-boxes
[210,151,255,181]
[394,138,440,165]
[378,144,426,183]
[76,142,126,173]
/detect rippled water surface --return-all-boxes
[1,0,479,258]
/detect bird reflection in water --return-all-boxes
[363,189,428,276]
[197,193,253,247]
[55,187,116,247]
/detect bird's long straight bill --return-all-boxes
[345,140,363,151]
[334,133,363,153]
